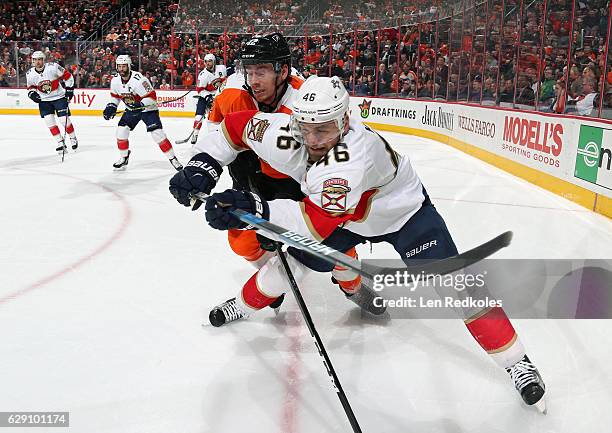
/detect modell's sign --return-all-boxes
[501,116,563,168]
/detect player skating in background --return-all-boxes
[173,76,547,413]
[102,55,183,171]
[189,53,227,144]
[26,51,78,156]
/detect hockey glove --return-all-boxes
[64,87,74,101]
[202,94,214,111]
[28,90,41,104]
[205,189,269,231]
[169,152,222,207]
[103,103,117,120]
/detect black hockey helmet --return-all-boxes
[239,32,291,73]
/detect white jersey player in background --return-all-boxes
[26,51,78,155]
[102,55,182,171]
[171,76,547,413]
[190,53,227,144]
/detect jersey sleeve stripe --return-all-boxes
[220,121,248,151]
[142,91,157,100]
[61,70,72,81]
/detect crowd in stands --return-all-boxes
[174,0,304,33]
[0,0,610,118]
[0,1,122,42]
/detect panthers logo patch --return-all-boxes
[38,80,52,94]
[321,178,351,211]
[122,93,136,106]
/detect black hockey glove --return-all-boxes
[103,103,117,120]
[169,152,222,208]
[202,94,214,110]
[28,90,41,104]
[205,189,269,231]
[64,87,74,101]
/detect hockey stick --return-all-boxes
[176,95,214,144]
[60,100,70,163]
[175,128,197,145]
[116,89,193,116]
[275,244,363,432]
[191,192,512,281]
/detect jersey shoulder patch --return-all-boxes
[245,116,271,143]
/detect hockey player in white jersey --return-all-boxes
[102,55,182,171]
[190,53,227,144]
[26,51,78,155]
[170,76,547,412]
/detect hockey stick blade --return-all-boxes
[191,192,512,279]
[176,130,194,144]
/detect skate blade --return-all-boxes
[113,165,128,172]
[533,398,547,414]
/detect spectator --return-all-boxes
[568,76,599,116]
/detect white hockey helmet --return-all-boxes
[291,76,350,143]
[115,54,132,71]
[204,53,216,63]
[31,50,45,66]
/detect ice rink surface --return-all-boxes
[1,114,611,433]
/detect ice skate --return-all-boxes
[113,150,131,170]
[169,156,183,171]
[506,355,547,413]
[333,277,387,315]
[209,298,247,327]
[55,140,67,155]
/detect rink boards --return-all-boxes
[0,87,610,218]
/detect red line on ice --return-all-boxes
[0,171,132,305]
[281,311,303,433]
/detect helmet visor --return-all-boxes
[292,118,340,146]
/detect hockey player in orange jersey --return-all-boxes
[174,33,362,304]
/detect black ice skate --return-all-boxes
[113,150,131,170]
[169,156,183,171]
[506,355,547,413]
[190,132,198,144]
[334,277,387,315]
[55,141,67,155]
[70,137,78,151]
[269,293,285,315]
[209,298,247,327]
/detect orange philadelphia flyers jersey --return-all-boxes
[208,73,303,179]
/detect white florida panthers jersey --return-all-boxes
[109,71,158,112]
[195,110,425,240]
[196,65,227,98]
[26,63,74,102]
